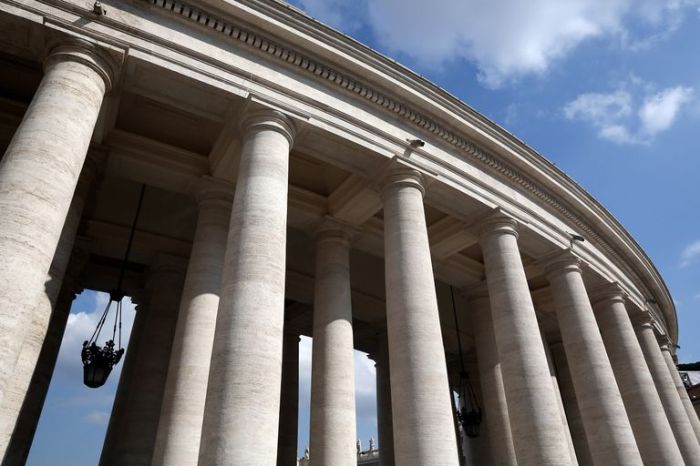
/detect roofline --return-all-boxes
[192,0,677,337]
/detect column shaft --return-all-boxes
[478,214,572,465]
[199,109,295,466]
[102,258,185,466]
[661,346,700,443]
[1,157,98,460]
[100,299,148,466]
[374,334,394,466]
[541,333,579,466]
[277,332,299,466]
[592,289,684,465]
[470,295,517,466]
[0,41,112,407]
[382,166,459,466]
[550,341,594,466]
[309,222,356,465]
[152,182,232,466]
[637,321,700,464]
[546,256,641,465]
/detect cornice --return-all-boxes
[134,0,674,337]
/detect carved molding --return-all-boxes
[143,1,637,276]
[137,0,670,332]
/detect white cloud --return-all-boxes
[293,0,700,88]
[680,240,700,267]
[639,86,694,135]
[564,91,632,122]
[563,82,694,144]
[82,410,110,425]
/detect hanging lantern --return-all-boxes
[81,290,126,388]
[457,369,482,438]
[448,286,483,440]
[81,185,145,388]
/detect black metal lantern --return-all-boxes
[456,369,482,438]
[449,286,483,440]
[81,185,145,388]
[81,290,126,388]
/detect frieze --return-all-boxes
[145,0,664,320]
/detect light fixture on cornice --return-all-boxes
[568,232,585,249]
[406,138,425,148]
[81,185,145,388]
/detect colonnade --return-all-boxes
[0,39,699,466]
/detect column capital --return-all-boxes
[239,107,296,146]
[45,38,117,91]
[541,250,582,279]
[589,282,628,307]
[631,310,656,330]
[475,209,519,241]
[195,176,235,206]
[379,164,426,198]
[315,216,360,243]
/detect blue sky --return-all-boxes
[27,1,700,464]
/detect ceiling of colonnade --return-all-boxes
[0,28,612,360]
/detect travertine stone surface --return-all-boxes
[373,333,395,466]
[0,155,99,461]
[1,246,86,466]
[0,40,113,408]
[470,293,517,466]
[101,257,185,466]
[540,333,579,466]
[545,254,642,465]
[381,166,459,466]
[592,286,684,465]
[0,188,82,458]
[199,109,295,466]
[100,298,149,466]
[660,345,700,443]
[277,332,300,466]
[637,319,700,465]
[152,179,232,466]
[478,213,572,465]
[550,341,594,466]
[309,219,357,466]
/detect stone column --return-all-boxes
[0,153,100,460]
[540,333,579,466]
[277,331,300,466]
[309,219,357,466]
[151,179,233,466]
[373,332,394,466]
[550,341,594,466]
[660,344,700,443]
[636,316,700,464]
[477,212,571,465]
[199,109,295,466]
[381,165,459,465]
[102,257,186,466]
[100,296,149,466]
[469,291,517,466]
[0,39,114,406]
[544,253,642,465]
[592,285,684,465]
[2,240,88,466]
